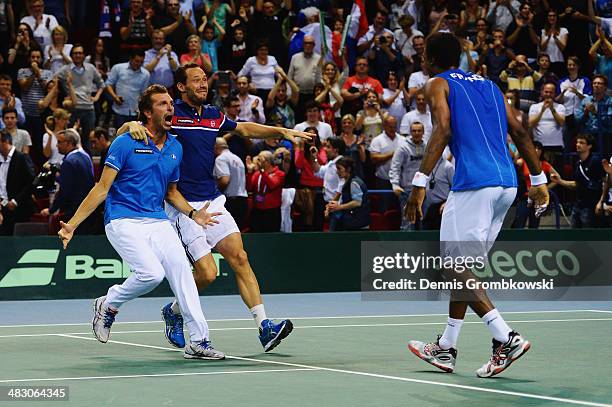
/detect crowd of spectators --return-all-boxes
[0,0,611,235]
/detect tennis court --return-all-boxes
[1,293,611,406]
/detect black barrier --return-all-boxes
[0,230,610,300]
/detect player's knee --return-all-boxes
[230,249,249,270]
[194,268,217,287]
[139,269,165,286]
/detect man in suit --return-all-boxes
[41,129,96,233]
[0,132,36,235]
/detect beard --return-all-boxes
[186,87,207,105]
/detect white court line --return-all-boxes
[0,368,316,384]
[1,318,612,339]
[0,309,604,329]
[588,310,612,314]
[57,334,611,407]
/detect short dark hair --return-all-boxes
[137,84,169,122]
[130,49,146,59]
[1,107,17,118]
[327,137,346,155]
[0,74,11,82]
[223,96,240,108]
[576,134,595,147]
[425,32,461,70]
[174,62,202,90]
[336,156,355,177]
[304,100,319,111]
[532,140,543,149]
[92,127,109,141]
[70,43,85,56]
[0,132,12,144]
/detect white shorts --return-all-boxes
[165,194,240,263]
[440,187,516,259]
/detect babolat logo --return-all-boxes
[0,249,60,288]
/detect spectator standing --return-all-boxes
[199,19,224,74]
[382,72,407,131]
[529,83,566,169]
[144,29,179,88]
[339,114,366,180]
[540,10,568,77]
[406,64,429,110]
[341,57,383,117]
[153,0,196,56]
[105,50,150,129]
[552,135,604,228]
[180,35,212,74]
[575,75,612,156]
[220,24,248,75]
[85,37,111,83]
[357,11,394,56]
[294,126,326,231]
[20,0,58,49]
[394,15,423,66]
[479,29,515,85]
[56,44,105,152]
[7,24,41,79]
[294,100,334,142]
[42,108,70,165]
[369,115,400,210]
[400,91,432,141]
[556,56,592,141]
[287,35,321,121]
[17,48,51,162]
[588,26,612,85]
[389,121,425,229]
[118,0,153,60]
[203,0,233,37]
[315,137,345,205]
[246,150,285,232]
[356,90,387,146]
[368,31,404,83]
[214,137,248,230]
[535,53,560,89]
[236,75,265,124]
[505,2,539,61]
[238,40,278,103]
[318,61,346,131]
[460,0,487,39]
[0,75,25,130]
[42,25,72,75]
[0,132,35,235]
[405,35,426,77]
[88,127,110,181]
[266,68,300,130]
[326,157,370,231]
[1,108,31,154]
[499,54,542,111]
[41,129,96,234]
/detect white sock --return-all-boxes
[249,304,267,328]
[482,309,512,343]
[438,317,464,349]
[170,300,181,315]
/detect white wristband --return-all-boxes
[529,171,547,186]
[412,171,430,188]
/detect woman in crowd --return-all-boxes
[266,68,299,129]
[38,76,75,117]
[85,37,112,126]
[382,71,407,130]
[238,40,278,103]
[556,56,592,143]
[294,126,327,231]
[7,24,41,77]
[180,35,212,73]
[460,0,486,40]
[355,90,387,146]
[42,108,71,166]
[326,157,370,231]
[540,10,568,78]
[43,26,72,74]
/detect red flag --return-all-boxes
[355,0,369,39]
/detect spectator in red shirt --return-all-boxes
[512,141,559,229]
[340,57,383,117]
[294,126,327,231]
[246,150,285,232]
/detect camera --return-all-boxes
[379,36,386,44]
[33,163,61,199]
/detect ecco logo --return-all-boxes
[0,250,60,288]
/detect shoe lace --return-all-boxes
[198,340,212,350]
[490,343,507,366]
[103,309,117,328]
[173,313,184,333]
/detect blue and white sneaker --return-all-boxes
[259,319,294,352]
[184,340,226,360]
[161,302,185,348]
[92,296,118,343]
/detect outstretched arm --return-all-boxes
[58,166,118,248]
[234,122,311,145]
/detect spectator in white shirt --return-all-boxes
[369,115,401,211]
[400,91,432,141]
[214,137,248,230]
[540,11,568,77]
[238,40,278,103]
[407,69,429,109]
[144,29,179,88]
[236,75,265,124]
[315,137,345,203]
[357,11,394,56]
[43,26,72,75]
[382,71,408,131]
[288,35,321,116]
[394,15,423,65]
[529,83,566,169]
[294,100,334,142]
[20,0,59,49]
[486,0,521,32]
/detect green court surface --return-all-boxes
[1,310,611,406]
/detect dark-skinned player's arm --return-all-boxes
[502,91,549,216]
[57,166,119,249]
[404,77,452,223]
